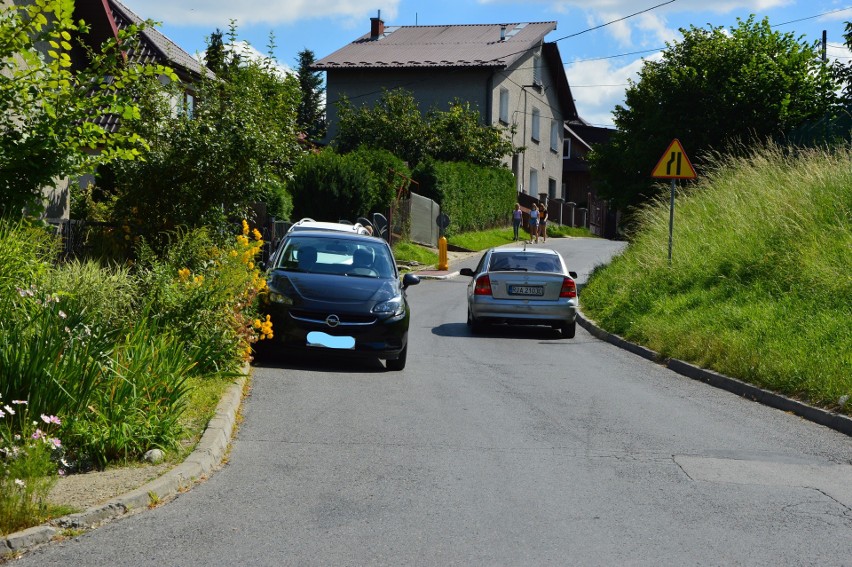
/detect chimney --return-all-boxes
[371,10,384,40]
[500,25,506,42]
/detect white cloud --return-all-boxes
[226,41,294,75]
[121,0,400,27]
[564,52,659,127]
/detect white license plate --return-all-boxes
[509,285,544,296]
[307,331,355,349]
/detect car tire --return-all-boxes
[386,344,407,371]
[467,308,484,334]
[561,321,576,339]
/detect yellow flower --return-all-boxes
[241,220,249,236]
[236,234,249,247]
[252,228,262,241]
[178,268,190,281]
[194,274,204,285]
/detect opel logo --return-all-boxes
[325,314,340,328]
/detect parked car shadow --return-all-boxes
[252,350,387,373]
[432,322,564,341]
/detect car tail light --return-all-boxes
[560,277,577,298]
[474,274,492,296]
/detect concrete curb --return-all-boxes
[2,369,249,554]
[576,311,852,437]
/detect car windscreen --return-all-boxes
[488,252,561,273]
[273,237,395,278]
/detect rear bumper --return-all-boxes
[470,296,577,325]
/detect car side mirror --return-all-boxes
[569,271,578,279]
[402,273,420,289]
[459,268,475,277]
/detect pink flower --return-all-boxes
[31,428,43,440]
[0,409,5,419]
[50,437,62,448]
[40,414,61,425]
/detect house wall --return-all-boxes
[489,49,563,201]
[323,46,564,204]
[325,67,492,142]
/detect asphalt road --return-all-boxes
[17,238,852,566]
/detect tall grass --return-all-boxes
[581,145,852,411]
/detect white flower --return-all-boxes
[3,405,14,415]
[14,479,25,488]
[58,310,67,319]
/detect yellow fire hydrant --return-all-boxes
[438,236,449,271]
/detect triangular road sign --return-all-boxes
[651,139,697,179]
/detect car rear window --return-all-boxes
[488,252,560,273]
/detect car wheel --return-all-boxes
[386,344,407,371]
[561,321,576,339]
[467,308,484,334]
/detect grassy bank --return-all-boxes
[581,145,851,413]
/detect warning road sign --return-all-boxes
[651,139,697,179]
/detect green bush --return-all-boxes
[350,146,412,213]
[0,220,266,473]
[581,144,852,410]
[412,160,515,235]
[289,149,378,221]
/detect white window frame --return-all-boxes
[499,88,509,124]
[533,53,542,86]
[550,120,559,152]
[531,107,540,142]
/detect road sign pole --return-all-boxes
[668,179,675,264]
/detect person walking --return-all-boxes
[512,203,522,241]
[528,202,539,243]
[538,203,548,243]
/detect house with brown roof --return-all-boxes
[2,0,205,219]
[312,15,578,200]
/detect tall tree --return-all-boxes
[204,29,226,76]
[589,16,839,211]
[0,0,175,217]
[105,45,304,244]
[296,49,326,140]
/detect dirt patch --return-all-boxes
[48,463,172,512]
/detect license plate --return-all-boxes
[509,285,544,296]
[307,331,355,349]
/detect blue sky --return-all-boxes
[121,0,852,128]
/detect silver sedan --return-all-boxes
[459,246,579,338]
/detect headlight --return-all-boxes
[269,292,293,305]
[373,296,404,318]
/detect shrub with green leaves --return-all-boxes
[413,159,516,235]
[289,149,378,221]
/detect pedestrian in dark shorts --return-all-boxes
[538,203,548,242]
[528,202,539,243]
[512,203,522,240]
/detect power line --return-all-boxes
[776,6,852,27]
[550,0,679,42]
